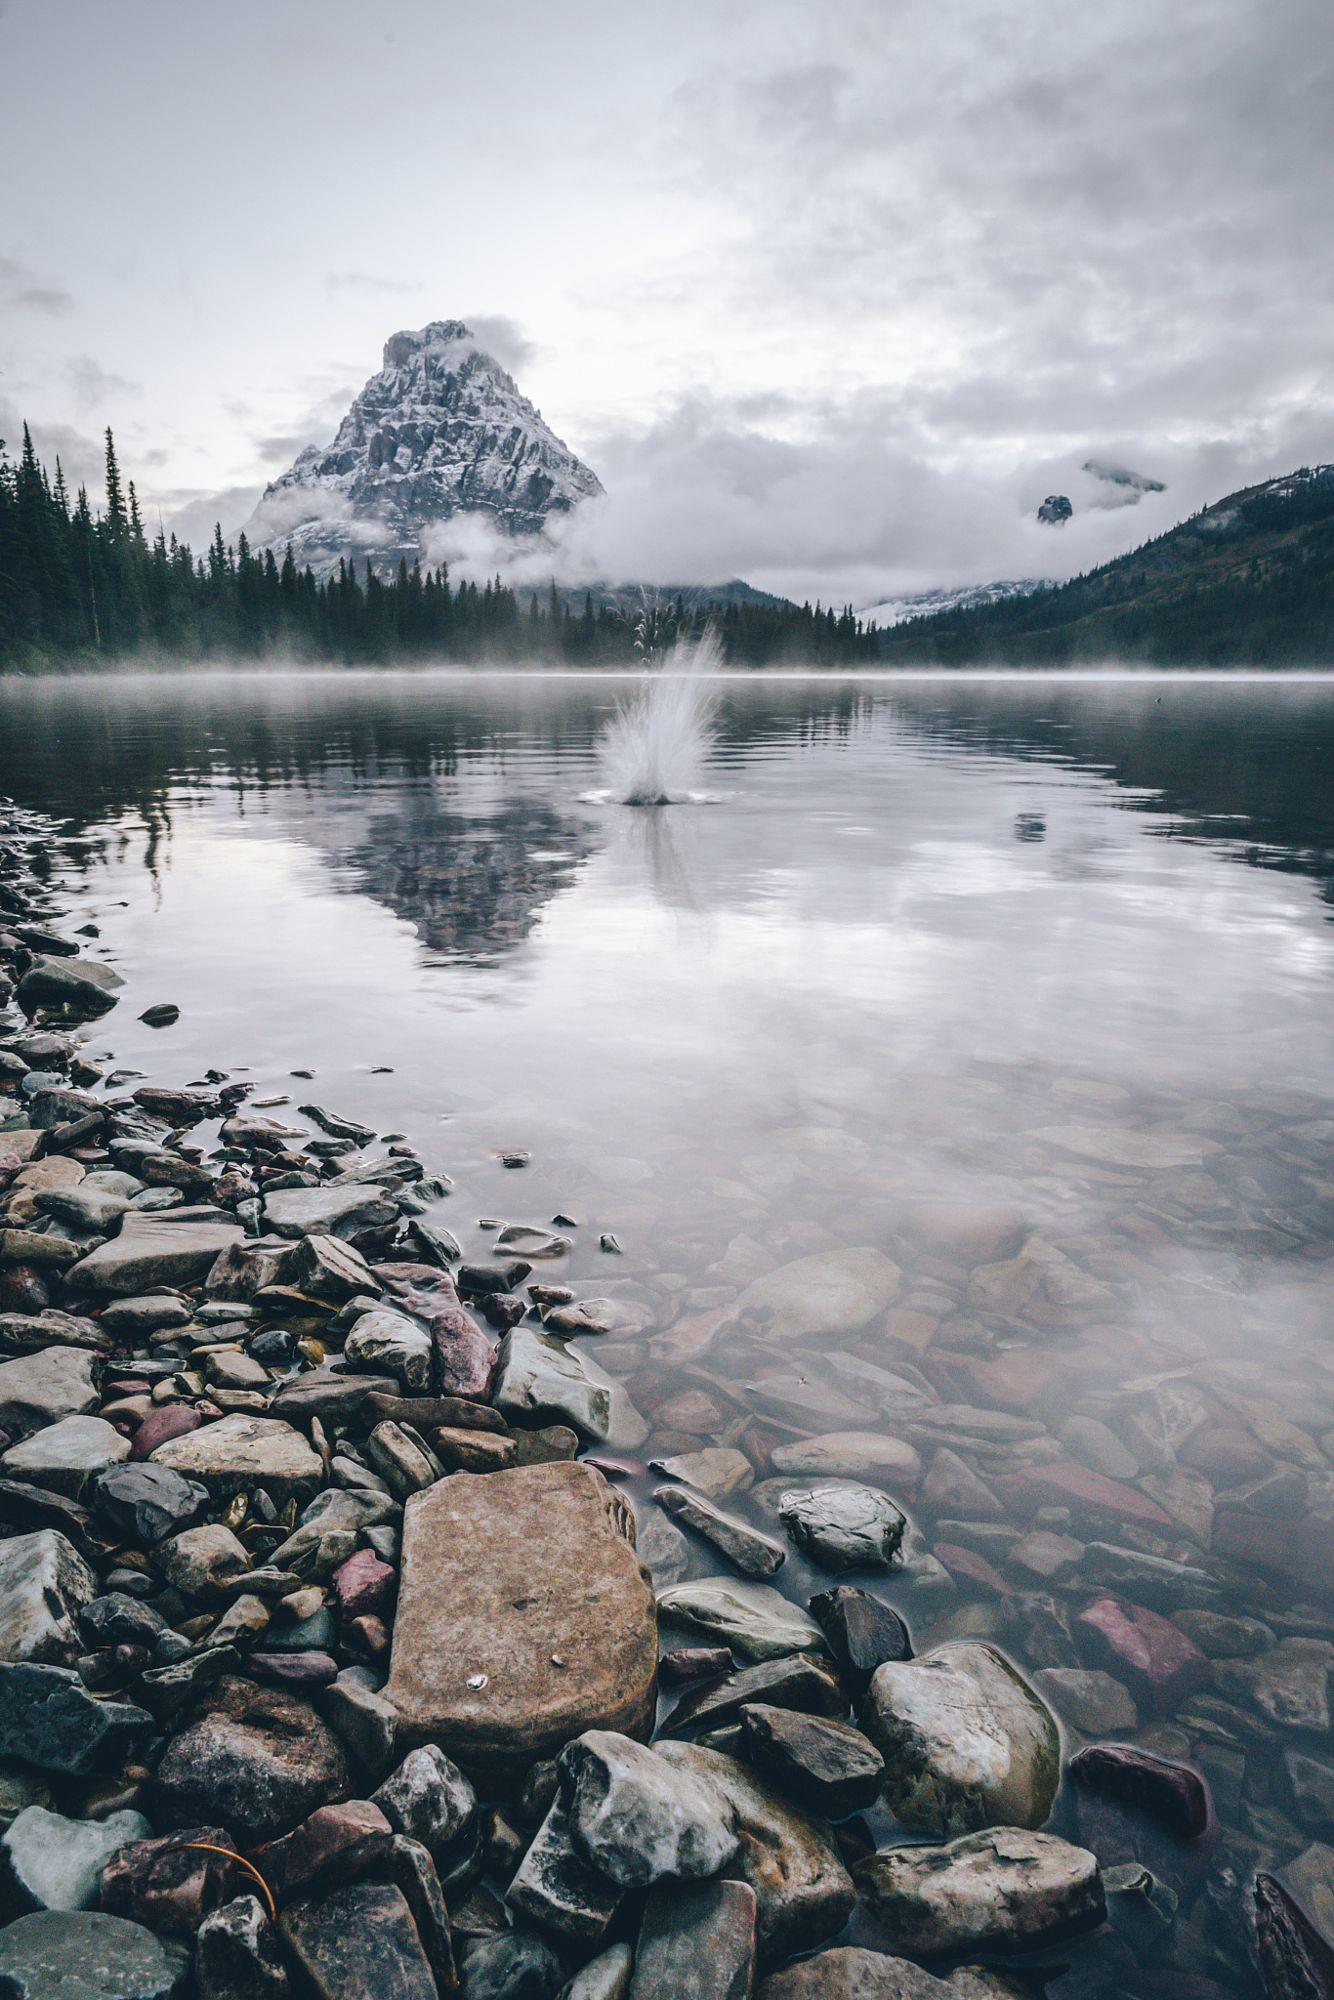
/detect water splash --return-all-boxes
[594,630,722,805]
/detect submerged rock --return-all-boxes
[778,1483,906,1573]
[492,1326,611,1442]
[658,1580,827,1663]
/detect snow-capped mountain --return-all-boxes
[860,578,1048,627]
[243,321,602,572]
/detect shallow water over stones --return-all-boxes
[0,670,1332,1994]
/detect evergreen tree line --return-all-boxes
[0,427,881,671]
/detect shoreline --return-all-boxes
[0,797,1327,1998]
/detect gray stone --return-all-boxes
[262,1185,396,1239]
[0,1531,96,1666]
[658,1580,827,1663]
[386,1462,656,1788]
[0,1663,152,1774]
[67,1213,243,1295]
[863,1643,1060,1837]
[373,1744,477,1858]
[560,1729,739,1887]
[507,1795,623,1943]
[0,1418,128,1500]
[657,1487,785,1579]
[0,1805,149,1912]
[15,955,124,1022]
[155,1520,252,1600]
[655,1741,855,1967]
[0,1910,187,1999]
[195,1893,290,2000]
[1214,1640,1334,1735]
[628,1878,757,1999]
[461,1930,564,1999]
[663,1653,846,1741]
[493,1326,611,1443]
[0,1348,99,1435]
[561,1942,633,2000]
[651,1448,754,1498]
[320,1675,399,1780]
[150,1415,323,1503]
[718,1248,902,1346]
[778,1484,906,1573]
[739,1706,884,1819]
[1032,1668,1137,1736]
[343,1308,433,1392]
[768,1435,922,1488]
[542,1298,650,1338]
[758,1950,961,1998]
[151,1676,352,1845]
[90,1464,205,1545]
[855,1827,1105,1955]
[1284,1749,1334,1837]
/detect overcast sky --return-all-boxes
[3,0,1331,603]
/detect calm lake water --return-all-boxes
[3,669,1332,1989]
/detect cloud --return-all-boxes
[0,398,104,495]
[462,315,540,376]
[159,482,265,551]
[325,271,413,295]
[66,355,141,413]
[0,255,72,315]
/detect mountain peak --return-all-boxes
[244,319,602,573]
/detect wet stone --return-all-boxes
[809,1586,913,1694]
[0,1347,99,1435]
[194,1893,291,2000]
[372,1743,477,1859]
[757,1949,961,1998]
[99,1826,241,1942]
[67,1213,243,1295]
[778,1483,907,1573]
[664,1651,846,1739]
[653,1741,855,1967]
[628,1877,758,2000]
[1075,1596,1211,1717]
[560,1728,740,1886]
[658,1580,828,1664]
[657,1485,786,1579]
[460,1929,564,1999]
[90,1463,206,1544]
[1069,1743,1211,1841]
[740,1704,885,1819]
[492,1325,611,1442]
[1,1417,129,1500]
[855,1826,1105,1956]
[150,1414,323,1503]
[863,1642,1060,1837]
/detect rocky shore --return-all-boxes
[0,798,1329,2000]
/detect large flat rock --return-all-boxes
[386,1461,657,1788]
[68,1213,243,1296]
[149,1414,323,1503]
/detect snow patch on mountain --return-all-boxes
[860,578,1048,627]
[243,320,602,573]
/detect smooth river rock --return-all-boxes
[758,1949,964,1998]
[386,1461,656,1787]
[560,1729,739,1887]
[719,1248,902,1345]
[0,1805,150,1913]
[778,1483,907,1572]
[658,1580,828,1663]
[492,1326,612,1442]
[863,1643,1060,1837]
[855,1827,1105,1955]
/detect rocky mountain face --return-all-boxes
[244,321,603,573]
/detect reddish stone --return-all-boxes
[425,1302,495,1399]
[1076,1595,1210,1715]
[345,1615,390,1658]
[660,1647,734,1687]
[331,1548,395,1621]
[100,1824,240,1940]
[249,1651,340,1689]
[131,1404,203,1460]
[0,1265,48,1314]
[935,1543,1012,1596]
[1070,1744,1212,1841]
[255,1798,394,1901]
[1181,1425,1272,1484]
[994,1460,1172,1533]
[1253,1873,1334,2000]
[374,1262,461,1311]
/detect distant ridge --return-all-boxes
[880,465,1334,665]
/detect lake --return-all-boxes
[3,668,1332,1988]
